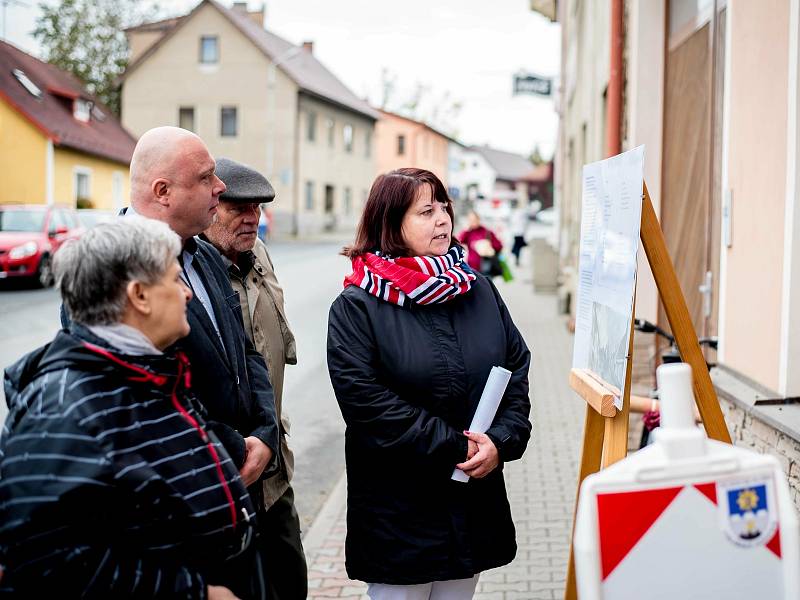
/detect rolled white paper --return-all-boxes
[452,366,512,482]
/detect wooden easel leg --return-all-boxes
[602,306,636,468]
[564,404,605,600]
[640,184,731,443]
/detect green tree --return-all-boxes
[33,0,158,116]
[529,144,545,165]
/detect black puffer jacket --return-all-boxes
[0,326,260,598]
[327,276,531,584]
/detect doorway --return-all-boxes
[659,1,726,347]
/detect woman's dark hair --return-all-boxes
[343,168,455,258]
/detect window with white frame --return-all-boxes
[343,124,353,153]
[307,111,317,142]
[326,118,335,147]
[179,106,195,132]
[220,106,237,137]
[344,187,352,214]
[73,98,92,123]
[74,169,91,205]
[200,36,219,64]
[305,181,315,210]
[112,171,124,212]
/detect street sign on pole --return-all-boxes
[513,72,552,97]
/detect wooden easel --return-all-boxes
[563,183,732,600]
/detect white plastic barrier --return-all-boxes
[574,363,800,600]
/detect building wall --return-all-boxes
[121,1,298,228]
[375,113,449,183]
[720,0,790,390]
[296,95,376,233]
[556,0,611,316]
[128,29,167,64]
[52,148,129,211]
[0,98,47,204]
[720,399,800,511]
[626,0,666,325]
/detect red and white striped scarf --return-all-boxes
[344,245,477,307]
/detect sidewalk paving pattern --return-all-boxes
[303,272,585,599]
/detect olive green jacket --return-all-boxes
[227,239,297,509]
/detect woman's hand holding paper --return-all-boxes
[457,431,499,478]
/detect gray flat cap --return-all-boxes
[216,157,275,203]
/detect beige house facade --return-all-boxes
[375,110,450,185]
[549,0,800,509]
[121,0,377,235]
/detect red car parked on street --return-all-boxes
[0,205,83,287]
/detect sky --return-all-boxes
[4,0,561,158]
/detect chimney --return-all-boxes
[248,4,265,28]
[232,1,248,13]
[302,40,314,54]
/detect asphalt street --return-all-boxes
[0,238,352,530]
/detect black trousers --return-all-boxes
[255,485,308,600]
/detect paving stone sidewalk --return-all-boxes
[302,270,585,600]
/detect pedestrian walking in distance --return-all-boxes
[457,210,504,277]
[203,157,307,599]
[327,168,532,599]
[0,217,251,599]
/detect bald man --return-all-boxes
[128,127,280,599]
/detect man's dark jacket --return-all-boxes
[175,236,279,469]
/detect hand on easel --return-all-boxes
[630,395,702,422]
[457,431,499,479]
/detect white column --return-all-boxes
[779,0,800,395]
[45,139,54,206]
[717,1,733,365]
[628,0,666,324]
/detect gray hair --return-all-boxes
[54,216,182,325]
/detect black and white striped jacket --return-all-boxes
[0,326,258,598]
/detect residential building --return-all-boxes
[523,161,554,211]
[375,109,450,185]
[547,0,800,508]
[447,143,493,214]
[121,0,378,235]
[0,41,134,210]
[471,145,535,207]
[447,143,540,225]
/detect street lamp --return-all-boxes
[266,45,303,236]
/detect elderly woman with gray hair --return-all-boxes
[0,217,256,600]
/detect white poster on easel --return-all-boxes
[572,146,645,405]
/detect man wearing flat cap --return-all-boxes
[203,157,305,599]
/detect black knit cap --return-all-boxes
[215,157,276,203]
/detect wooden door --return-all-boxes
[660,3,725,345]
[660,23,711,337]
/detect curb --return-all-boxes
[302,467,347,549]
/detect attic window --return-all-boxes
[12,69,42,99]
[200,36,219,64]
[73,98,92,123]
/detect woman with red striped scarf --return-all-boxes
[327,168,532,600]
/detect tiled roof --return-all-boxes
[471,145,535,181]
[0,41,136,164]
[378,109,464,145]
[522,162,553,183]
[123,0,379,121]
